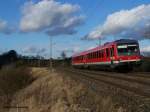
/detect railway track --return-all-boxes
[62,68,150,98]
[79,69,150,79]
[128,72,150,78]
[71,69,150,86]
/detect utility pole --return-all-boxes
[99,37,101,46]
[37,52,40,67]
[50,36,53,72]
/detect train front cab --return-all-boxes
[111,42,142,70]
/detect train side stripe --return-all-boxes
[72,59,141,65]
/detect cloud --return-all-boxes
[141,45,150,56]
[83,4,150,40]
[23,46,46,54]
[20,0,84,36]
[56,45,81,57]
[0,19,15,34]
[141,46,150,52]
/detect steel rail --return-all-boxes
[64,69,150,98]
[71,69,150,86]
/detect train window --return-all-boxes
[97,51,99,58]
[93,53,94,58]
[98,51,100,58]
[96,52,97,58]
[95,52,98,58]
[101,50,104,58]
[100,51,102,58]
[92,53,94,59]
[90,53,92,59]
[106,48,109,58]
[117,44,139,56]
[99,51,101,58]
[93,52,95,58]
[110,47,114,57]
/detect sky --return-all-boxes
[0,0,150,58]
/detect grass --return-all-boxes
[0,65,34,111]
[8,68,123,112]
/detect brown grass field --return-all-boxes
[0,66,126,112]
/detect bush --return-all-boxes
[0,66,34,107]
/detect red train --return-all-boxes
[72,39,142,71]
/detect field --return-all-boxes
[0,66,121,112]
[0,63,150,112]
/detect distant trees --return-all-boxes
[61,51,66,60]
[0,50,18,68]
[60,51,71,66]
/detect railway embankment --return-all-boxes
[0,67,149,112]
[1,67,123,112]
[60,68,150,112]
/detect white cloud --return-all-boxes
[72,46,80,53]
[141,46,150,52]
[141,45,150,56]
[84,4,150,40]
[0,19,14,34]
[20,0,84,36]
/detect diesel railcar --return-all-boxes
[72,39,142,71]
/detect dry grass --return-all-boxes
[0,65,34,112]
[7,68,123,112]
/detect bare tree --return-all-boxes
[61,51,66,60]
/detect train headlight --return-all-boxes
[118,58,122,62]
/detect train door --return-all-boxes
[83,55,86,64]
[110,46,115,68]
[110,46,115,59]
[106,48,110,61]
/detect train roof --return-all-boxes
[115,39,138,44]
[72,39,138,57]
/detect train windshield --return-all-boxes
[117,44,139,56]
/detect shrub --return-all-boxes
[0,66,34,107]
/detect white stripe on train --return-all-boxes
[72,59,141,65]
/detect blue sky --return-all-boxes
[0,0,150,58]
